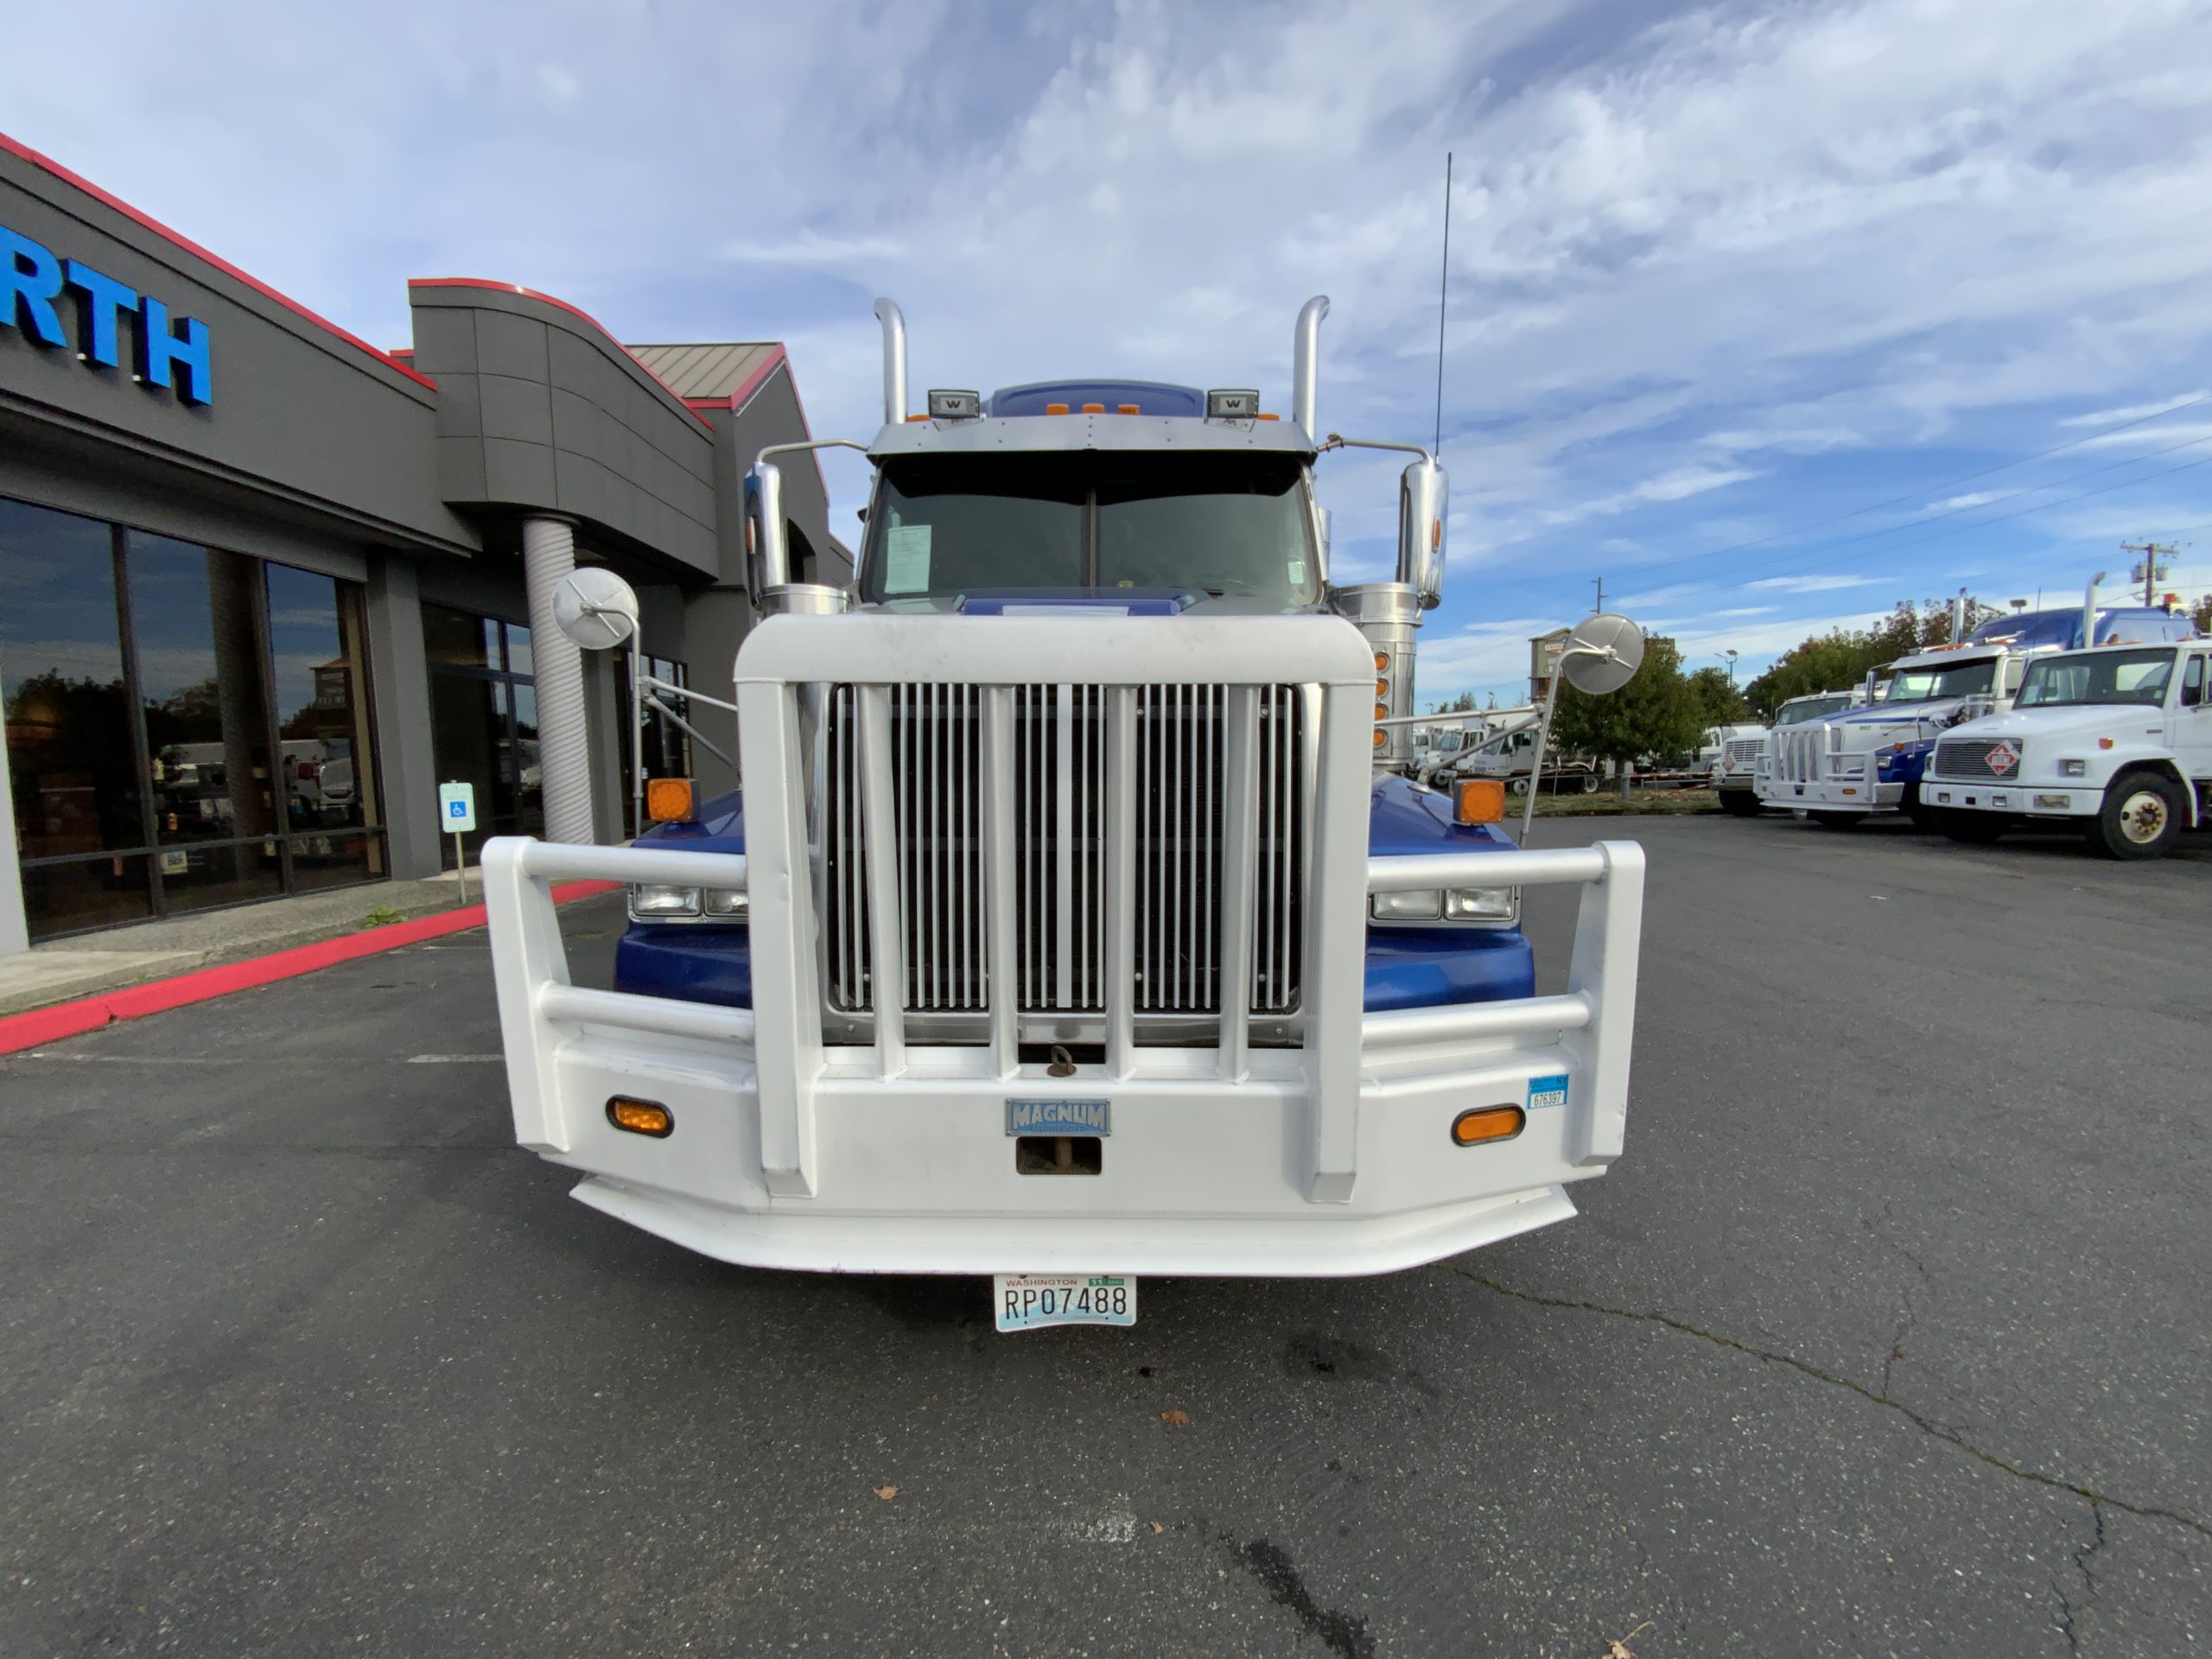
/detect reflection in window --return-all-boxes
[266,563,384,876]
[0,501,142,862]
[421,603,540,861]
[128,536,283,912]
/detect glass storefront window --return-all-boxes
[422,603,540,864]
[265,565,384,876]
[1,496,386,941]
[2,501,153,934]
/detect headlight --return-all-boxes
[1370,889,1444,921]
[702,887,748,918]
[2058,758,2087,778]
[1446,887,1516,921]
[629,883,702,918]
[1369,887,1518,925]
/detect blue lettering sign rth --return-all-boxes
[2,223,212,405]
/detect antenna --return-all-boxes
[1433,152,1452,456]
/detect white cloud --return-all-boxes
[534,63,580,109]
[2057,391,2208,428]
[719,230,907,267]
[1926,491,2001,511]
[1745,574,1875,593]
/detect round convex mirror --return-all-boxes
[552,567,639,651]
[1560,613,1645,696]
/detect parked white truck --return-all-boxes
[1921,638,2212,858]
[480,296,1650,1330]
[1757,582,2196,828]
[1716,692,1860,817]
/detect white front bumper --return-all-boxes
[484,836,1645,1279]
[1923,777,2094,817]
[1757,775,1902,810]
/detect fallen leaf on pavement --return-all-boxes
[1160,1409,1191,1427]
[1606,1618,1653,1658]
[1149,1522,1165,1534]
[874,1484,899,1500]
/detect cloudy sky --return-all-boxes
[8,0,2211,703]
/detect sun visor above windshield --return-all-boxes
[956,588,1199,616]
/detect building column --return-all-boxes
[521,515,594,844]
[364,554,442,879]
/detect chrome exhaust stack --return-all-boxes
[873,297,908,428]
[1292,296,1329,439]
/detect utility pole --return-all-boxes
[2122,541,2176,607]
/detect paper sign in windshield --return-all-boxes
[885,524,931,594]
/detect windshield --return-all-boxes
[2016,649,2177,709]
[1879,658,1998,704]
[1775,696,1847,727]
[859,453,1319,603]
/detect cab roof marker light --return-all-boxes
[1046,403,1070,416]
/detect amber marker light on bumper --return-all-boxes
[1451,1105,1525,1146]
[607,1097,675,1138]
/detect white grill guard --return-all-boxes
[482,613,1646,1278]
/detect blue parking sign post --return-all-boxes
[437,782,477,905]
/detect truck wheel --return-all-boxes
[2088,772,2187,860]
[1509,777,1531,797]
[1937,809,2009,845]
[1578,772,1600,795]
[1719,790,1764,817]
[1903,785,1938,831]
[1808,810,1866,830]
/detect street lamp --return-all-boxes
[1717,649,1739,685]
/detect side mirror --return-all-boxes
[744,460,790,609]
[1398,457,1446,609]
[550,567,639,651]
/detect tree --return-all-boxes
[1683,665,1748,729]
[2192,594,2212,636]
[1548,633,1705,786]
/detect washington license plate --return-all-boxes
[993,1274,1137,1332]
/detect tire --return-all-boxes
[2088,771,2188,860]
[1937,808,2010,845]
[1509,776,1531,797]
[1578,772,1600,795]
[1719,790,1764,817]
[1808,810,1867,830]
[1903,785,1939,832]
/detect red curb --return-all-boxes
[0,880,621,1057]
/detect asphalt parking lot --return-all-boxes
[3,814,2207,1656]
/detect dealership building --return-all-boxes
[0,131,844,954]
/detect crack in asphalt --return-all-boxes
[1446,1268,2212,1545]
[2052,1497,2107,1656]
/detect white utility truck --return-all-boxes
[1717,690,1863,817]
[480,296,1650,1331]
[1756,581,2195,828]
[1922,638,2212,858]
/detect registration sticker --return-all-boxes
[994,1274,1136,1332]
[1527,1073,1569,1110]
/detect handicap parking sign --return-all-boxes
[437,781,477,834]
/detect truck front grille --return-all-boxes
[823,683,1305,1020]
[1723,738,1764,767]
[1934,738,2015,780]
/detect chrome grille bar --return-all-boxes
[823,678,1303,1025]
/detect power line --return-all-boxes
[1620,391,2212,581]
[1652,429,2212,593]
[1619,450,2212,613]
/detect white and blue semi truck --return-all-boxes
[481,297,1648,1331]
[1758,582,2196,829]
